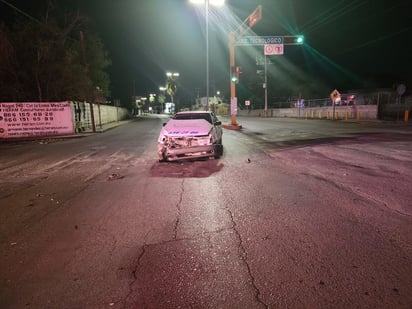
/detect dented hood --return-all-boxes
[163,119,212,136]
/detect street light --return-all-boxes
[189,0,224,111]
[166,72,180,78]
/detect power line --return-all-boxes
[337,25,412,55]
[0,0,43,25]
[0,0,81,43]
[302,1,368,35]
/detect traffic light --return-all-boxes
[295,35,304,44]
[283,35,305,45]
[230,66,237,83]
[230,66,240,83]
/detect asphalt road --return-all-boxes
[0,116,411,309]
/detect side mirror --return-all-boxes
[215,121,221,126]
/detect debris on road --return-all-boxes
[107,173,124,181]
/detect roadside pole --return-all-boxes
[226,5,262,129]
[264,54,268,117]
[226,6,305,128]
[330,89,340,121]
[229,32,238,127]
[89,102,96,133]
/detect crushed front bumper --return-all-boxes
[158,144,218,161]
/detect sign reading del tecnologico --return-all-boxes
[0,101,74,138]
[236,36,284,45]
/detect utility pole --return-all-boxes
[205,0,209,111]
[227,5,262,129]
[264,54,268,117]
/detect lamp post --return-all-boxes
[149,93,156,113]
[189,0,224,111]
[95,86,102,129]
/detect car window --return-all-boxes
[173,113,213,124]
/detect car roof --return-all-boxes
[172,111,215,123]
[175,111,213,115]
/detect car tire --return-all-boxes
[158,154,167,162]
[214,144,223,159]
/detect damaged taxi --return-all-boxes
[157,111,223,162]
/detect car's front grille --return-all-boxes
[167,135,210,147]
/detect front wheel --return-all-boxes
[214,144,223,159]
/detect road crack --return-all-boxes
[122,243,147,309]
[225,207,269,309]
[173,179,185,240]
[124,181,269,308]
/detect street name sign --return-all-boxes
[236,36,284,46]
[230,97,238,115]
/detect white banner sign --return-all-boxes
[0,101,74,138]
[230,97,238,115]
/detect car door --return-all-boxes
[211,113,222,143]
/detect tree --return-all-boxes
[0,6,111,103]
[158,93,166,112]
[166,77,177,103]
[0,22,21,100]
[82,31,111,99]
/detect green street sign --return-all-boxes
[236,36,284,46]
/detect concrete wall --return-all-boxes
[237,105,378,120]
[0,101,130,139]
[71,101,129,133]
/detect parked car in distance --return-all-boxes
[157,111,223,162]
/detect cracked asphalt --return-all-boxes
[0,116,411,308]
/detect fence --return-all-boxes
[236,91,411,121]
[71,101,129,133]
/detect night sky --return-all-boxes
[1,0,411,104]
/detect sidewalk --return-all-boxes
[80,119,132,134]
[0,120,132,144]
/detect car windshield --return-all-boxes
[173,113,213,124]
